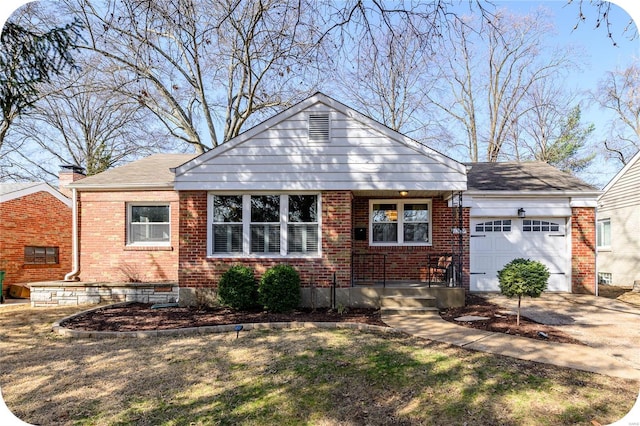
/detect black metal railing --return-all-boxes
[351,253,386,287]
[427,253,463,287]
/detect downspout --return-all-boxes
[594,206,599,297]
[64,188,80,281]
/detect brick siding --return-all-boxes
[571,207,596,294]
[77,190,180,282]
[177,191,470,290]
[0,191,72,293]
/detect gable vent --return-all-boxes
[308,114,330,142]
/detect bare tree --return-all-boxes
[594,61,640,165]
[5,58,178,181]
[335,21,441,142]
[428,8,580,162]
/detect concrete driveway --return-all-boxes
[481,292,640,370]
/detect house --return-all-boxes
[597,150,640,286]
[35,93,599,308]
[0,180,74,300]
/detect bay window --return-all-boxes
[370,199,431,245]
[209,194,320,257]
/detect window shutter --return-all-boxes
[308,114,330,142]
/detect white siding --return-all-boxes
[175,100,466,191]
[598,154,640,285]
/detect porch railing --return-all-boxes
[351,253,386,287]
[351,252,463,287]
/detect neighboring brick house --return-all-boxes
[0,182,73,298]
[61,93,600,308]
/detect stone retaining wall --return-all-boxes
[29,281,179,307]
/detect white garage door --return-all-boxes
[470,218,570,292]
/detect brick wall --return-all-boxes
[0,191,72,293]
[77,190,180,282]
[352,196,470,288]
[571,207,596,294]
[178,191,353,288]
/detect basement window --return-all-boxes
[24,246,59,265]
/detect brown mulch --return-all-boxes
[60,295,584,345]
[60,303,388,331]
[439,294,584,345]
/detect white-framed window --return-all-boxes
[369,199,431,246]
[475,219,512,233]
[598,272,613,285]
[597,218,611,249]
[127,204,171,246]
[522,219,561,232]
[209,194,321,257]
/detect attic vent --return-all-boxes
[308,114,330,142]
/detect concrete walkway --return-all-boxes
[383,311,640,381]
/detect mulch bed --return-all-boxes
[439,294,584,345]
[60,303,388,331]
[60,295,583,345]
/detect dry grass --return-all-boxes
[598,285,640,306]
[0,304,638,425]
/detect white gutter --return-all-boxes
[64,188,80,281]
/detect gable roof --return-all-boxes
[601,149,640,194]
[0,182,71,206]
[174,92,467,192]
[68,154,197,191]
[465,162,600,195]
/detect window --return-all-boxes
[370,199,431,245]
[212,195,243,254]
[598,272,613,285]
[128,204,170,245]
[523,219,560,232]
[24,246,59,264]
[209,194,320,256]
[288,195,319,254]
[475,220,511,232]
[597,218,611,249]
[251,195,281,254]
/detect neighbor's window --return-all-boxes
[209,194,320,256]
[24,246,59,264]
[597,218,611,249]
[370,199,431,245]
[128,204,170,245]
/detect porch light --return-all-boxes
[517,208,526,218]
[399,191,409,197]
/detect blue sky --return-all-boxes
[1,0,639,187]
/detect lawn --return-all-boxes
[0,304,638,425]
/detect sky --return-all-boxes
[0,0,639,188]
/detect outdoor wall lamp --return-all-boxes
[517,208,526,218]
[399,191,409,197]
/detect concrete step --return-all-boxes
[380,295,437,309]
[380,306,440,315]
[382,287,443,297]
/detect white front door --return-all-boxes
[470,218,570,292]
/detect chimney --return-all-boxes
[58,164,86,198]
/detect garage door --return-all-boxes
[470,218,570,292]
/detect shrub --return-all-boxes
[217,265,259,310]
[258,265,301,313]
[497,258,550,326]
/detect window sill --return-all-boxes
[124,245,174,251]
[207,253,322,260]
[596,247,612,252]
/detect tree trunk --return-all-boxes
[517,295,521,327]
